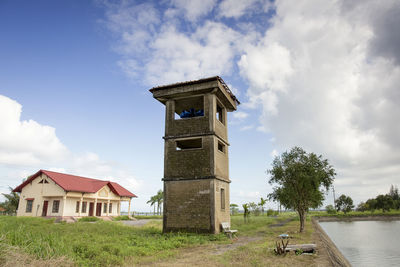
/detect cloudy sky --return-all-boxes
[1,0,399,211]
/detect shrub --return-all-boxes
[113,215,131,221]
[78,216,100,222]
[325,205,336,214]
[266,209,274,216]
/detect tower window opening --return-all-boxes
[218,141,225,153]
[174,96,204,119]
[216,102,224,124]
[221,188,225,210]
[176,138,202,150]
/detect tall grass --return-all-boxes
[0,216,227,266]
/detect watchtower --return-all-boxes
[150,76,239,233]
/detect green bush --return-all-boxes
[113,215,131,221]
[266,209,274,216]
[78,216,100,222]
[325,205,336,214]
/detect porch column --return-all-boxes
[128,198,131,217]
[62,195,67,217]
[107,199,110,216]
[118,202,120,216]
[94,198,97,216]
[79,195,83,216]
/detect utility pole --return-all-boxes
[332,185,336,210]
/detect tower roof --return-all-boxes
[150,76,240,111]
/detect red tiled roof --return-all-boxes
[13,170,137,198]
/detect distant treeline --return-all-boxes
[357,185,400,212]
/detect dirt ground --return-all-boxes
[139,220,335,267]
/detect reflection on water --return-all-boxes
[319,220,400,267]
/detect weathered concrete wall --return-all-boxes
[215,137,229,180]
[164,179,213,232]
[164,136,213,179]
[213,180,230,233]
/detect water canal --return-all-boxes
[319,220,400,267]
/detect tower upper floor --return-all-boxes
[149,76,240,142]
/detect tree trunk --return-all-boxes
[298,210,305,233]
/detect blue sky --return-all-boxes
[1,0,399,211]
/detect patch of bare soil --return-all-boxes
[269,217,295,227]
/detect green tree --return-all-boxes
[258,197,267,215]
[0,186,20,214]
[356,202,368,212]
[248,202,261,216]
[389,185,399,200]
[335,194,354,214]
[268,147,335,232]
[147,195,157,215]
[242,203,250,222]
[230,203,239,215]
[375,194,394,212]
[155,190,163,215]
[365,198,377,212]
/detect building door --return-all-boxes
[89,202,94,216]
[96,203,102,216]
[42,201,48,216]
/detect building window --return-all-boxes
[76,201,80,213]
[26,199,33,213]
[82,202,87,213]
[109,203,112,213]
[176,138,202,151]
[218,141,225,153]
[216,101,225,125]
[52,200,60,213]
[221,188,225,210]
[103,203,108,213]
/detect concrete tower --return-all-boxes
[150,76,239,233]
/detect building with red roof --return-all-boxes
[13,170,137,219]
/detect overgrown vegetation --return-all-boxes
[0,216,227,266]
[112,215,131,221]
[77,216,100,222]
[0,187,19,215]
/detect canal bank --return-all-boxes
[312,217,351,267]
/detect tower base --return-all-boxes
[163,178,230,234]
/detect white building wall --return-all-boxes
[17,174,65,217]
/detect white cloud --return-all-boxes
[0,95,68,166]
[240,125,254,131]
[238,0,400,203]
[170,0,217,22]
[104,2,246,86]
[270,149,278,158]
[218,0,272,19]
[232,111,248,120]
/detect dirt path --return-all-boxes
[145,235,264,267]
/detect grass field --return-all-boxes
[0,216,227,266]
[3,211,379,266]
